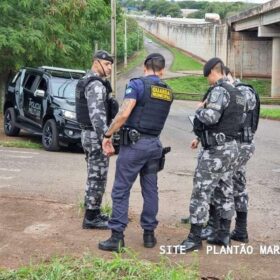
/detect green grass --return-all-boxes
[0,140,42,149]
[165,76,208,95]
[169,48,203,72]
[260,108,280,120]
[145,33,202,72]
[165,76,271,97]
[0,254,199,280]
[242,78,271,97]
[165,76,273,102]
[101,200,112,217]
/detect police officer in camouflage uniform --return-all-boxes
[225,67,259,243]
[75,50,114,230]
[197,68,260,244]
[176,57,245,252]
[98,53,173,252]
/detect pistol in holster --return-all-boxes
[140,146,171,176]
[158,146,171,172]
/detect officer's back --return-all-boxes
[99,53,173,252]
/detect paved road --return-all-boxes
[1,37,280,241]
[116,37,185,100]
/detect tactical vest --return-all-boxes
[235,82,260,133]
[205,82,246,137]
[125,77,173,136]
[75,75,118,127]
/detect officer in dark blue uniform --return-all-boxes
[98,53,173,252]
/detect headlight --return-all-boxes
[61,110,76,120]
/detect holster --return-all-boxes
[140,147,171,176]
[119,128,131,145]
[119,128,141,145]
[158,147,171,171]
[112,132,120,155]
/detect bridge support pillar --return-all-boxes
[271,37,280,98]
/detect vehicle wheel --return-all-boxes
[42,119,60,151]
[4,108,20,136]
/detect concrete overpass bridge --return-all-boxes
[228,0,280,97]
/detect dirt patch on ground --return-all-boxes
[1,115,280,279]
[0,196,279,280]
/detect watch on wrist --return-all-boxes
[103,133,112,139]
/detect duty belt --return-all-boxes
[201,131,235,149]
[119,128,157,145]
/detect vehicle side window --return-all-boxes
[24,74,36,90]
[38,78,47,92]
[23,74,40,93]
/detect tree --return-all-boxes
[117,17,143,60]
[0,0,144,110]
[0,0,111,109]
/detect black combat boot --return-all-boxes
[207,218,231,247]
[201,204,218,240]
[231,211,249,243]
[98,230,125,252]
[143,230,157,248]
[82,209,109,230]
[177,224,203,253]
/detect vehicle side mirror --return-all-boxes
[34,89,45,98]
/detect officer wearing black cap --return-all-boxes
[75,50,114,230]
[98,53,173,252]
[174,57,245,252]
[202,66,260,243]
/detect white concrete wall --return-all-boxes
[139,18,225,61]
[137,17,272,77]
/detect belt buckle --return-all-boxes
[215,133,226,145]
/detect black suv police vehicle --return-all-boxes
[3,66,85,151]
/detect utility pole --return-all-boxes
[94,41,98,53]
[124,17,127,68]
[111,0,117,97]
[137,27,139,51]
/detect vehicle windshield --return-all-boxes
[50,77,79,99]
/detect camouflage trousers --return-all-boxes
[189,140,238,225]
[232,141,255,212]
[81,130,109,210]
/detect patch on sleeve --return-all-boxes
[125,87,133,95]
[151,86,172,102]
[209,89,221,103]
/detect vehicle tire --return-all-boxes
[4,108,20,136]
[42,119,60,151]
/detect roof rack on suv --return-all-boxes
[40,66,85,74]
